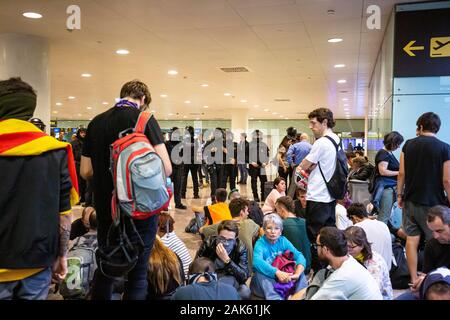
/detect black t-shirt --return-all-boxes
[423,238,450,273]
[402,136,450,206]
[82,106,164,222]
[375,149,399,183]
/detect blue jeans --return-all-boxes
[91,215,159,300]
[371,177,397,210]
[250,271,308,300]
[238,164,248,183]
[218,275,251,300]
[0,267,51,300]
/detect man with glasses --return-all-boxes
[307,227,382,300]
[195,220,251,299]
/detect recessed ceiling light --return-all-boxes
[334,64,346,68]
[337,79,347,84]
[264,109,269,112]
[184,100,191,104]
[168,70,178,75]
[272,112,278,115]
[224,93,231,96]
[201,84,209,87]
[160,94,168,98]
[279,115,283,118]
[23,12,42,19]
[249,117,255,120]
[116,49,130,55]
[102,102,109,105]
[150,110,156,113]
[203,106,209,109]
[52,111,58,114]
[344,108,350,111]
[168,113,174,116]
[240,99,247,103]
[285,117,289,120]
[328,38,343,43]
[183,116,187,119]
[81,73,92,78]
[78,113,82,117]
[342,98,349,101]
[195,118,200,120]
[56,102,62,106]
[89,118,93,121]
[68,96,76,100]
[254,105,259,108]
[86,107,92,110]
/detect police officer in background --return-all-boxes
[248,130,270,202]
[222,130,238,191]
[181,126,200,199]
[204,128,225,198]
[166,127,186,209]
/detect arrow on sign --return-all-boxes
[403,40,425,56]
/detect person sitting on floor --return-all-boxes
[344,226,393,300]
[262,177,286,215]
[147,236,185,300]
[193,188,231,226]
[200,197,261,268]
[228,188,264,227]
[171,257,241,300]
[157,212,192,278]
[307,227,382,300]
[275,196,311,274]
[195,220,251,299]
[250,213,308,300]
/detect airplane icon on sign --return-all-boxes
[433,40,450,50]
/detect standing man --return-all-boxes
[397,112,450,285]
[204,128,225,198]
[0,77,78,299]
[71,127,87,204]
[166,127,186,209]
[81,79,172,300]
[286,133,312,198]
[297,108,341,271]
[248,130,270,202]
[237,133,249,184]
[222,130,238,191]
[181,126,200,199]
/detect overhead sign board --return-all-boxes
[394,7,450,77]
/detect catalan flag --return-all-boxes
[0,119,79,206]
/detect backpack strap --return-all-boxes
[317,135,341,184]
[134,112,151,134]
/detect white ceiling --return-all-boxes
[0,0,427,121]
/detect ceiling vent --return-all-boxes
[220,66,250,73]
[189,112,205,115]
[274,99,291,102]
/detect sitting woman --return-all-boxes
[344,226,393,300]
[348,156,374,181]
[147,236,185,300]
[250,213,308,300]
[262,177,286,215]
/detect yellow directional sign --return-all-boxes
[403,40,425,57]
[430,36,450,58]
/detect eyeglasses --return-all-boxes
[347,244,359,250]
[313,243,324,250]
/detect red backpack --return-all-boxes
[110,112,172,225]
[272,250,296,274]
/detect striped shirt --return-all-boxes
[161,232,192,278]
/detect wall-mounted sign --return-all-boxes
[394,7,450,77]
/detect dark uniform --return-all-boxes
[248,130,270,202]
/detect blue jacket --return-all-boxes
[253,235,306,279]
[286,141,312,166]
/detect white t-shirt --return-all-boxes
[305,130,340,203]
[335,204,353,230]
[311,256,383,300]
[355,219,393,270]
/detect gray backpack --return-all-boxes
[59,233,98,299]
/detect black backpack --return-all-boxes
[248,201,264,227]
[390,241,410,289]
[318,136,349,200]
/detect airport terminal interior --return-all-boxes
[1,0,450,302]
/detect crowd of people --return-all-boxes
[1,77,449,301]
